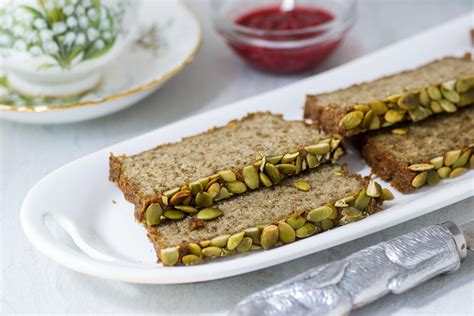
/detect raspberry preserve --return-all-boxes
[227,6,343,73]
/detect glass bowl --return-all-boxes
[211,0,356,74]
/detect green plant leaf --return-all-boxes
[20,5,45,19]
[0,77,7,87]
[82,37,115,61]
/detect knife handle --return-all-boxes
[232,222,466,316]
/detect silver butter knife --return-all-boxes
[231,220,472,316]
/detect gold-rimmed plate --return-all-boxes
[0,0,202,124]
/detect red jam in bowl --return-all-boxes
[229,6,343,73]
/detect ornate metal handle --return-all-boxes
[231,223,466,316]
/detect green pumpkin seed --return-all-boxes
[249,244,262,251]
[295,223,318,238]
[470,155,474,168]
[444,150,462,166]
[353,104,370,112]
[369,101,388,115]
[430,156,444,169]
[408,106,432,122]
[295,155,303,174]
[242,165,259,189]
[307,206,333,222]
[197,207,223,220]
[384,109,405,123]
[183,196,192,205]
[397,93,419,110]
[306,153,318,169]
[408,163,435,172]
[211,234,230,248]
[458,89,474,107]
[164,210,185,220]
[281,152,299,164]
[199,240,211,247]
[188,243,202,256]
[161,195,169,205]
[169,190,191,206]
[354,190,371,210]
[236,237,253,252]
[163,187,180,198]
[441,88,461,103]
[419,88,431,106]
[287,215,306,229]
[332,148,344,162]
[392,128,408,135]
[439,99,457,113]
[244,227,261,244]
[339,214,364,225]
[330,139,341,151]
[452,149,471,168]
[207,182,221,198]
[430,101,444,113]
[227,232,245,250]
[369,114,381,130]
[321,219,334,231]
[160,247,179,266]
[411,171,428,188]
[202,246,222,258]
[260,225,279,249]
[449,167,467,178]
[276,164,297,175]
[455,77,474,93]
[205,177,219,190]
[226,181,248,194]
[221,248,235,257]
[278,222,296,244]
[264,163,281,184]
[293,180,311,192]
[145,203,163,226]
[437,166,452,179]
[259,172,272,187]
[427,86,442,100]
[305,143,330,155]
[198,177,210,188]
[182,254,201,266]
[174,205,198,214]
[366,181,382,197]
[361,110,375,129]
[441,79,456,90]
[339,111,364,129]
[384,94,402,103]
[218,170,236,182]
[189,180,203,195]
[381,188,395,201]
[382,121,395,127]
[195,191,213,208]
[266,156,283,165]
[214,187,231,201]
[427,170,440,186]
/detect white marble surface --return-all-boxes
[1,0,473,314]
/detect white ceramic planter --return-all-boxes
[0,0,140,97]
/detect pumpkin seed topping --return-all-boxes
[307,206,333,222]
[287,215,306,229]
[369,101,388,115]
[392,128,408,135]
[163,210,185,220]
[397,93,419,110]
[197,207,223,220]
[430,156,444,169]
[381,188,395,201]
[449,167,467,178]
[160,247,179,266]
[226,181,248,194]
[202,246,222,258]
[340,111,364,129]
[427,86,442,100]
[437,166,452,179]
[384,109,405,123]
[366,181,382,197]
[408,163,435,172]
[260,225,279,249]
[444,150,462,166]
[452,149,471,168]
[278,222,296,244]
[439,99,457,113]
[218,170,236,182]
[188,243,202,256]
[281,152,299,164]
[427,170,440,186]
[236,237,253,252]
[293,180,311,191]
[259,172,273,187]
[174,205,198,214]
[411,171,428,188]
[145,203,163,226]
[295,223,318,238]
[182,254,202,266]
[305,143,330,155]
[264,163,281,184]
[242,165,259,189]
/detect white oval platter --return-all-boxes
[21,14,473,283]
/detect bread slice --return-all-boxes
[145,164,391,266]
[304,54,474,137]
[109,112,345,224]
[358,107,474,193]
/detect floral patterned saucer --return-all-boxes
[0,0,201,124]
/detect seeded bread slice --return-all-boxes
[146,164,390,266]
[304,54,474,137]
[109,112,344,223]
[358,107,474,193]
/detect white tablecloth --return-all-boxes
[1,0,473,314]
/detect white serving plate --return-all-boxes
[0,0,201,124]
[21,14,474,284]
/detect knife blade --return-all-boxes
[231,220,472,316]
